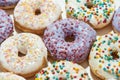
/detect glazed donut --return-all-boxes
[66,0,115,29]
[112,7,120,33]
[0,33,47,78]
[14,0,61,34]
[0,9,13,44]
[43,18,96,63]
[35,60,91,80]
[0,72,26,80]
[89,31,120,80]
[0,0,19,9]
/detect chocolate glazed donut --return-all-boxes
[43,18,96,63]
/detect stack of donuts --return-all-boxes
[0,0,120,80]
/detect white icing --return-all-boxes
[14,0,61,30]
[0,33,47,75]
[0,72,25,80]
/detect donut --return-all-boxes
[35,60,91,80]
[112,7,120,33]
[0,9,13,44]
[0,72,26,80]
[89,31,120,79]
[0,33,47,78]
[14,0,61,34]
[43,18,96,63]
[0,0,19,9]
[66,0,115,29]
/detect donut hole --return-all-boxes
[18,51,26,57]
[111,49,119,60]
[35,9,41,15]
[65,35,75,42]
[85,2,93,9]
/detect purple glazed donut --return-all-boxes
[0,9,13,43]
[0,0,19,9]
[43,18,96,63]
[113,7,120,33]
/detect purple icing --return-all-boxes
[0,0,19,7]
[113,7,120,32]
[43,18,96,63]
[0,9,13,43]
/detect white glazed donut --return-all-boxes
[14,0,61,34]
[35,60,91,80]
[0,72,26,80]
[0,33,47,78]
[89,31,120,80]
[66,0,115,29]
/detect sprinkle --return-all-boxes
[76,0,81,2]
[99,64,102,68]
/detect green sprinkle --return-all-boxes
[104,48,107,50]
[107,40,111,45]
[76,0,81,3]
[110,51,113,54]
[108,64,111,66]
[53,76,56,79]
[114,36,118,41]
[103,67,106,71]
[77,12,80,14]
[111,68,114,71]
[55,77,58,80]
[81,74,83,77]
[35,74,39,78]
[56,71,59,73]
[65,0,68,3]
[96,48,98,51]
[73,14,78,18]
[93,44,96,47]
[99,60,101,62]
[102,40,106,44]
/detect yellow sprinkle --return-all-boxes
[110,0,114,3]
[118,73,120,77]
[103,0,106,2]
[99,64,102,68]
[73,67,79,73]
[102,60,104,63]
[112,40,116,44]
[81,13,84,17]
[98,37,102,41]
[87,11,90,14]
[118,45,120,48]
[98,48,101,52]
[110,8,114,12]
[96,55,100,59]
[108,70,112,73]
[90,8,94,11]
[60,72,63,74]
[118,62,120,66]
[48,67,50,70]
[108,48,111,51]
[35,78,42,80]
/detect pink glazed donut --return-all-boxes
[0,9,13,43]
[43,18,96,63]
[112,7,120,33]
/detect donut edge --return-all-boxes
[0,56,48,78]
[0,5,16,9]
[89,65,106,80]
[14,20,45,35]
